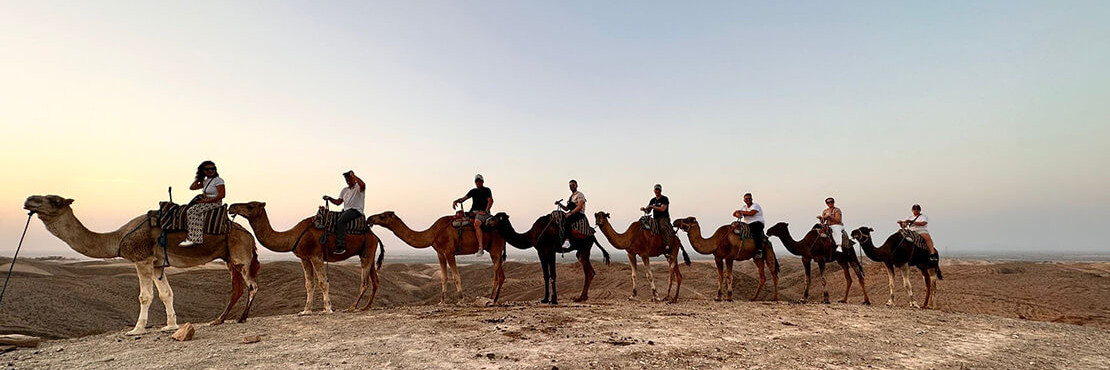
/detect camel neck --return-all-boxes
[246,210,300,253]
[40,210,125,259]
[497,219,538,250]
[681,224,720,255]
[597,220,636,250]
[857,234,883,262]
[381,216,440,248]
[773,226,808,257]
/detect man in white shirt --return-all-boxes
[733,193,766,258]
[898,204,937,264]
[324,170,366,254]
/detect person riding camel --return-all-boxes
[180,160,224,247]
[640,184,675,253]
[898,204,939,265]
[732,192,766,259]
[817,197,847,253]
[323,170,366,254]
[453,174,494,250]
[556,179,587,239]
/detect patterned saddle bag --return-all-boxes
[312,208,368,234]
[149,201,230,235]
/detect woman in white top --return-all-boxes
[180,160,225,247]
[897,204,936,261]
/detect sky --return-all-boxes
[1,1,1108,261]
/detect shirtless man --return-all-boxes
[817,197,847,252]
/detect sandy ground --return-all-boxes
[0,257,1107,368]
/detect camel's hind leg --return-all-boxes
[854,257,870,305]
[357,252,381,311]
[818,261,831,304]
[921,268,934,309]
[802,258,813,302]
[310,258,334,313]
[574,248,595,303]
[151,266,178,331]
[235,258,260,323]
[713,257,725,301]
[447,253,463,300]
[127,262,156,335]
[900,265,918,308]
[641,256,659,301]
[489,247,505,303]
[725,258,737,302]
[436,253,450,304]
[627,253,639,299]
[670,254,683,303]
[347,256,371,312]
[885,264,896,306]
[299,259,316,315]
[212,262,244,325]
[839,260,853,304]
[750,257,764,301]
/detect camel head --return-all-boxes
[24,195,74,220]
[850,227,874,244]
[766,222,789,238]
[593,211,611,226]
[366,211,398,226]
[227,202,267,219]
[485,212,511,229]
[672,216,698,232]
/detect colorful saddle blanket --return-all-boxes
[729,222,754,240]
[899,229,929,251]
[149,202,230,235]
[550,210,594,238]
[312,209,368,234]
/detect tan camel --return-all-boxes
[23,195,259,335]
[593,211,688,302]
[366,211,506,303]
[228,202,383,313]
[672,217,780,301]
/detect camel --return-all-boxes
[672,217,780,301]
[593,211,690,302]
[228,202,383,314]
[766,222,871,305]
[485,212,611,304]
[851,227,943,309]
[23,195,259,335]
[366,211,506,303]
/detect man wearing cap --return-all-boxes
[732,192,766,259]
[323,170,366,254]
[817,197,846,253]
[640,184,675,251]
[453,174,494,250]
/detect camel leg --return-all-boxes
[447,253,463,300]
[310,258,334,313]
[540,252,552,304]
[725,258,737,302]
[546,251,557,305]
[360,253,381,311]
[750,258,764,302]
[627,253,638,299]
[236,261,259,323]
[921,268,933,309]
[713,257,725,301]
[670,254,683,304]
[885,264,896,306]
[436,253,449,304]
[839,260,853,304]
[769,253,780,301]
[151,266,178,331]
[854,258,871,305]
[901,265,918,308]
[664,255,676,300]
[642,256,659,301]
[489,248,505,302]
[802,258,812,302]
[347,256,371,312]
[574,249,594,303]
[818,261,830,304]
[212,262,243,325]
[299,259,316,315]
[127,262,156,335]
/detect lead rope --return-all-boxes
[324,201,329,283]
[0,212,35,311]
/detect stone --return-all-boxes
[172,323,195,342]
[242,335,262,344]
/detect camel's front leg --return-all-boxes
[818,261,830,304]
[900,265,918,308]
[446,253,463,300]
[299,259,316,315]
[802,258,813,302]
[885,265,896,306]
[360,252,381,311]
[713,258,725,301]
[642,256,659,301]
[128,262,156,335]
[436,253,449,304]
[627,253,638,299]
[310,258,333,313]
[347,257,371,312]
[151,266,178,331]
[489,247,505,302]
[236,260,259,323]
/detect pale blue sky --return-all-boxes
[1,1,1108,259]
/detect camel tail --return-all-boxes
[680,242,691,266]
[376,238,385,270]
[935,265,943,280]
[249,250,261,279]
[593,236,612,266]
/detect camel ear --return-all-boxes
[259,202,266,207]
[866,227,873,232]
[64,198,74,206]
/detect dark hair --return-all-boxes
[195,160,218,182]
[912,204,921,211]
[743,193,752,197]
[569,179,577,184]
[825,197,835,203]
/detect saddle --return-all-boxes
[312,208,368,234]
[899,229,929,251]
[815,224,833,239]
[729,221,754,240]
[148,201,230,235]
[550,210,594,239]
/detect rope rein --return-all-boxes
[0,212,34,311]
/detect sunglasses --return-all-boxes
[203,167,217,171]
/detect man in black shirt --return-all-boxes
[453,174,494,250]
[640,183,675,251]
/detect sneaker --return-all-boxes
[334,246,346,255]
[929,252,939,265]
[178,240,199,247]
[754,248,764,259]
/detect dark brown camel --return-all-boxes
[766,222,870,304]
[228,202,384,313]
[485,212,611,304]
[851,227,943,309]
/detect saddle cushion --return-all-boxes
[312,209,368,234]
[150,201,230,235]
[899,229,929,251]
[550,210,595,238]
[730,221,754,240]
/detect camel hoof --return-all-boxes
[838,299,848,304]
[714,297,722,302]
[297,310,312,316]
[159,325,179,332]
[571,297,586,303]
[237,317,248,324]
[550,300,558,305]
[862,300,871,306]
[910,302,921,309]
[208,320,224,326]
[540,299,550,304]
[125,328,147,336]
[627,296,636,301]
[323,309,335,314]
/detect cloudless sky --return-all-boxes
[1,1,1108,260]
